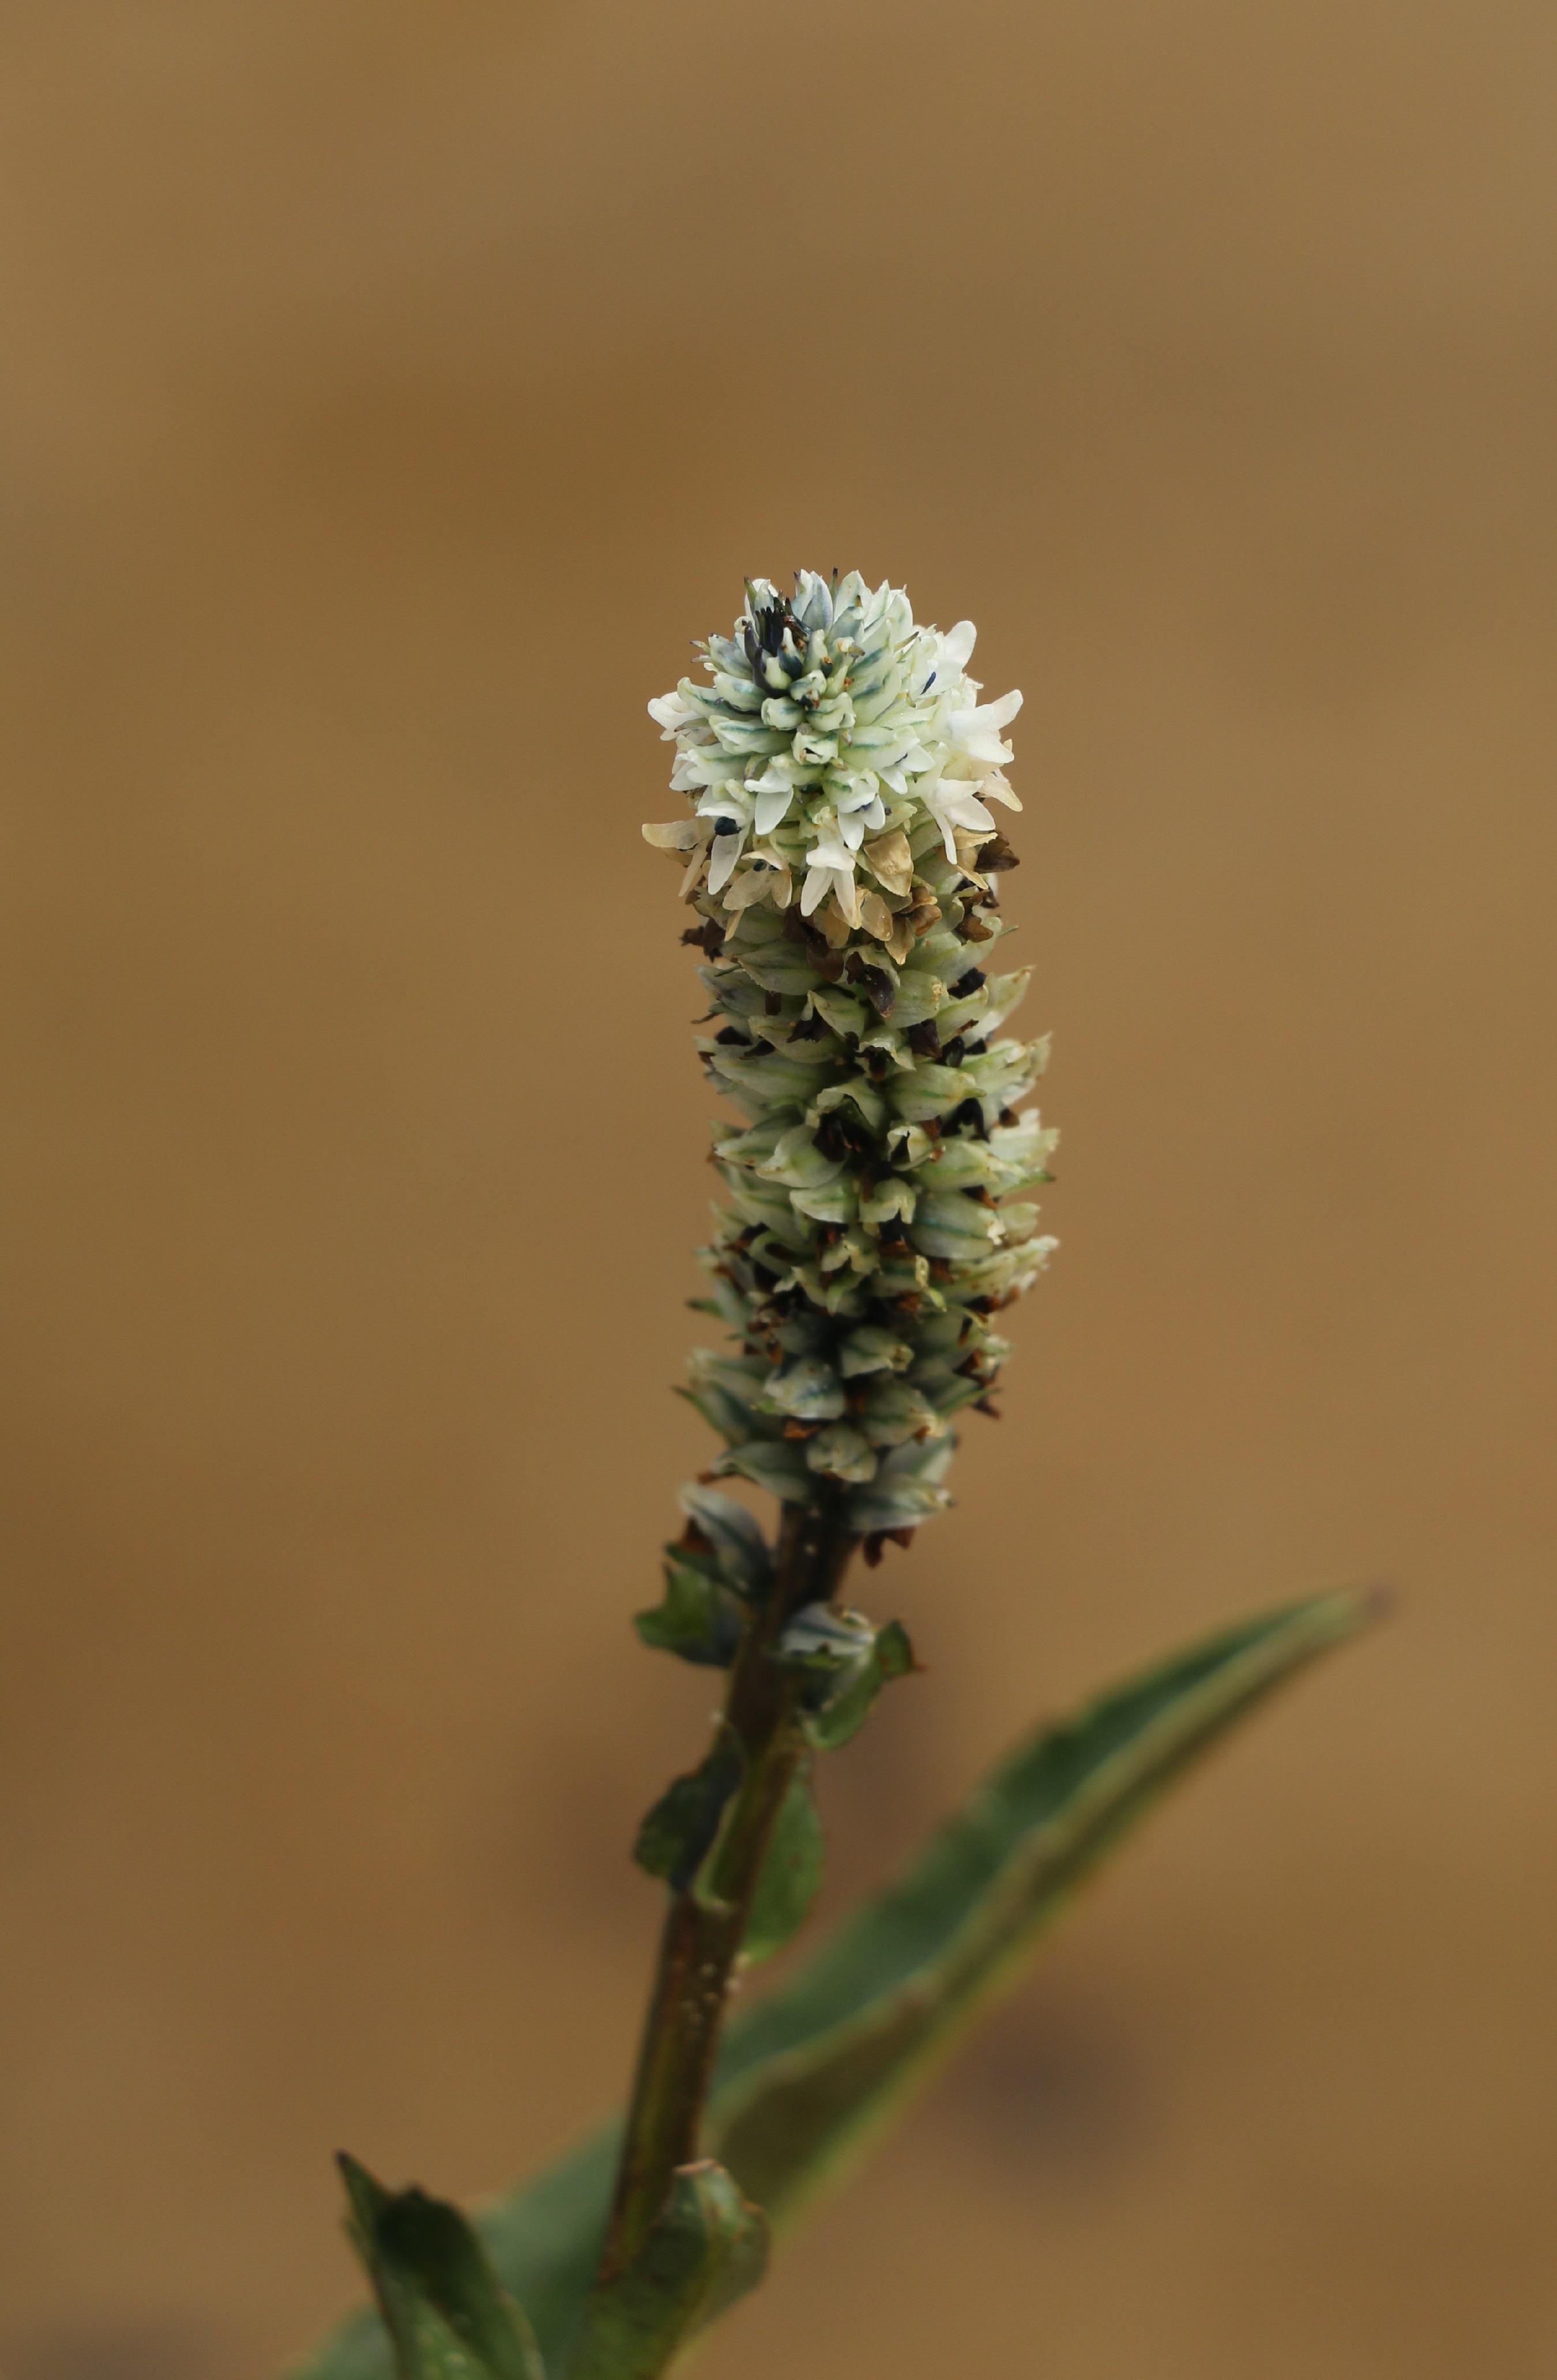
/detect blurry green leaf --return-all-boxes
[339,2156,545,2380]
[633,1732,744,1890]
[803,1614,919,1752]
[292,1589,1376,2380]
[633,1552,744,1669]
[567,2160,768,2380]
[709,1588,1377,2221]
[676,1486,773,1596]
[770,1602,877,1673]
[742,1766,825,1965]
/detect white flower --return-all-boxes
[800,836,861,924]
[745,762,801,835]
[947,688,1022,768]
[909,618,977,696]
[647,688,701,737]
[921,775,998,864]
[979,768,1024,816]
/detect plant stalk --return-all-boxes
[599,1498,858,2280]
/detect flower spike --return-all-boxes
[646,573,1057,1540]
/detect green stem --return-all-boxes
[599,1498,858,2280]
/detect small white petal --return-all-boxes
[754,784,794,834]
[981,771,1024,813]
[648,689,698,733]
[708,829,747,892]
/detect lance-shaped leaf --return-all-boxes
[708,1587,1378,2220]
[289,1589,1377,2380]
[567,2160,768,2380]
[338,2156,546,2380]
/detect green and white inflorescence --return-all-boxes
[645,572,1057,1549]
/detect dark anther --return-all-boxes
[950,967,986,998]
[961,1037,988,1058]
[714,1026,749,1046]
[980,834,1020,871]
[946,1096,988,1139]
[788,1013,828,1041]
[905,1019,942,1060]
[764,991,783,1015]
[782,904,846,981]
[681,920,725,955]
[845,952,896,1018]
[941,1037,966,1067]
[974,1397,1002,1417]
[960,911,995,943]
[814,1106,876,1165]
[813,1114,848,1163]
[998,1107,1019,1126]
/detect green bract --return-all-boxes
[644,573,1058,1540]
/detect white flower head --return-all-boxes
[644,574,1022,919]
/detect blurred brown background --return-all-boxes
[2,3,1554,2375]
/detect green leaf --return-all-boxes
[633,1732,744,1890]
[290,1589,1377,2380]
[633,1551,744,1669]
[742,1765,825,1965]
[766,1602,920,1751]
[676,1486,773,1596]
[567,2160,768,2380]
[803,1614,919,1752]
[708,1587,1377,2222]
[339,2156,546,2380]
